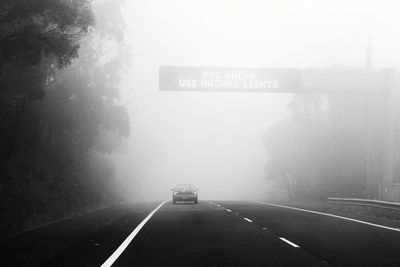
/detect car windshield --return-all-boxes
[174,184,196,192]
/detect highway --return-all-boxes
[37,200,400,267]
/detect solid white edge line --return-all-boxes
[243,217,253,223]
[101,201,167,267]
[280,237,300,248]
[251,201,400,232]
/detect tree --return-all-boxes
[0,0,93,68]
[0,0,130,235]
[263,83,381,201]
[0,0,95,163]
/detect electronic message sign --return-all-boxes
[159,66,386,94]
[159,66,301,92]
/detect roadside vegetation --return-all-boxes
[263,77,387,201]
[0,0,129,235]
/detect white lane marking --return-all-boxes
[226,209,232,212]
[216,204,221,207]
[251,201,400,232]
[280,237,300,248]
[101,201,167,267]
[243,217,253,223]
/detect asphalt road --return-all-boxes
[40,200,400,267]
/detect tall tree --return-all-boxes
[0,0,95,162]
[263,79,384,200]
[0,0,130,235]
[0,0,93,68]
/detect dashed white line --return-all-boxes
[226,209,232,212]
[101,201,167,267]
[243,217,253,223]
[251,201,400,232]
[279,237,300,248]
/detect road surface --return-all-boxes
[38,200,400,267]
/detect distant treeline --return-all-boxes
[0,0,129,234]
[263,81,387,201]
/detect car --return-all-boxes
[172,184,198,204]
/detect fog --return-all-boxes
[3,1,400,263]
[112,0,400,202]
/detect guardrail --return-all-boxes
[327,197,400,212]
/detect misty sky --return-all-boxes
[112,0,400,201]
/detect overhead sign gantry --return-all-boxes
[159,66,387,94]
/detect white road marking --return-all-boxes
[262,227,268,230]
[243,217,253,223]
[251,201,400,232]
[226,209,232,212]
[101,201,167,267]
[280,237,300,248]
